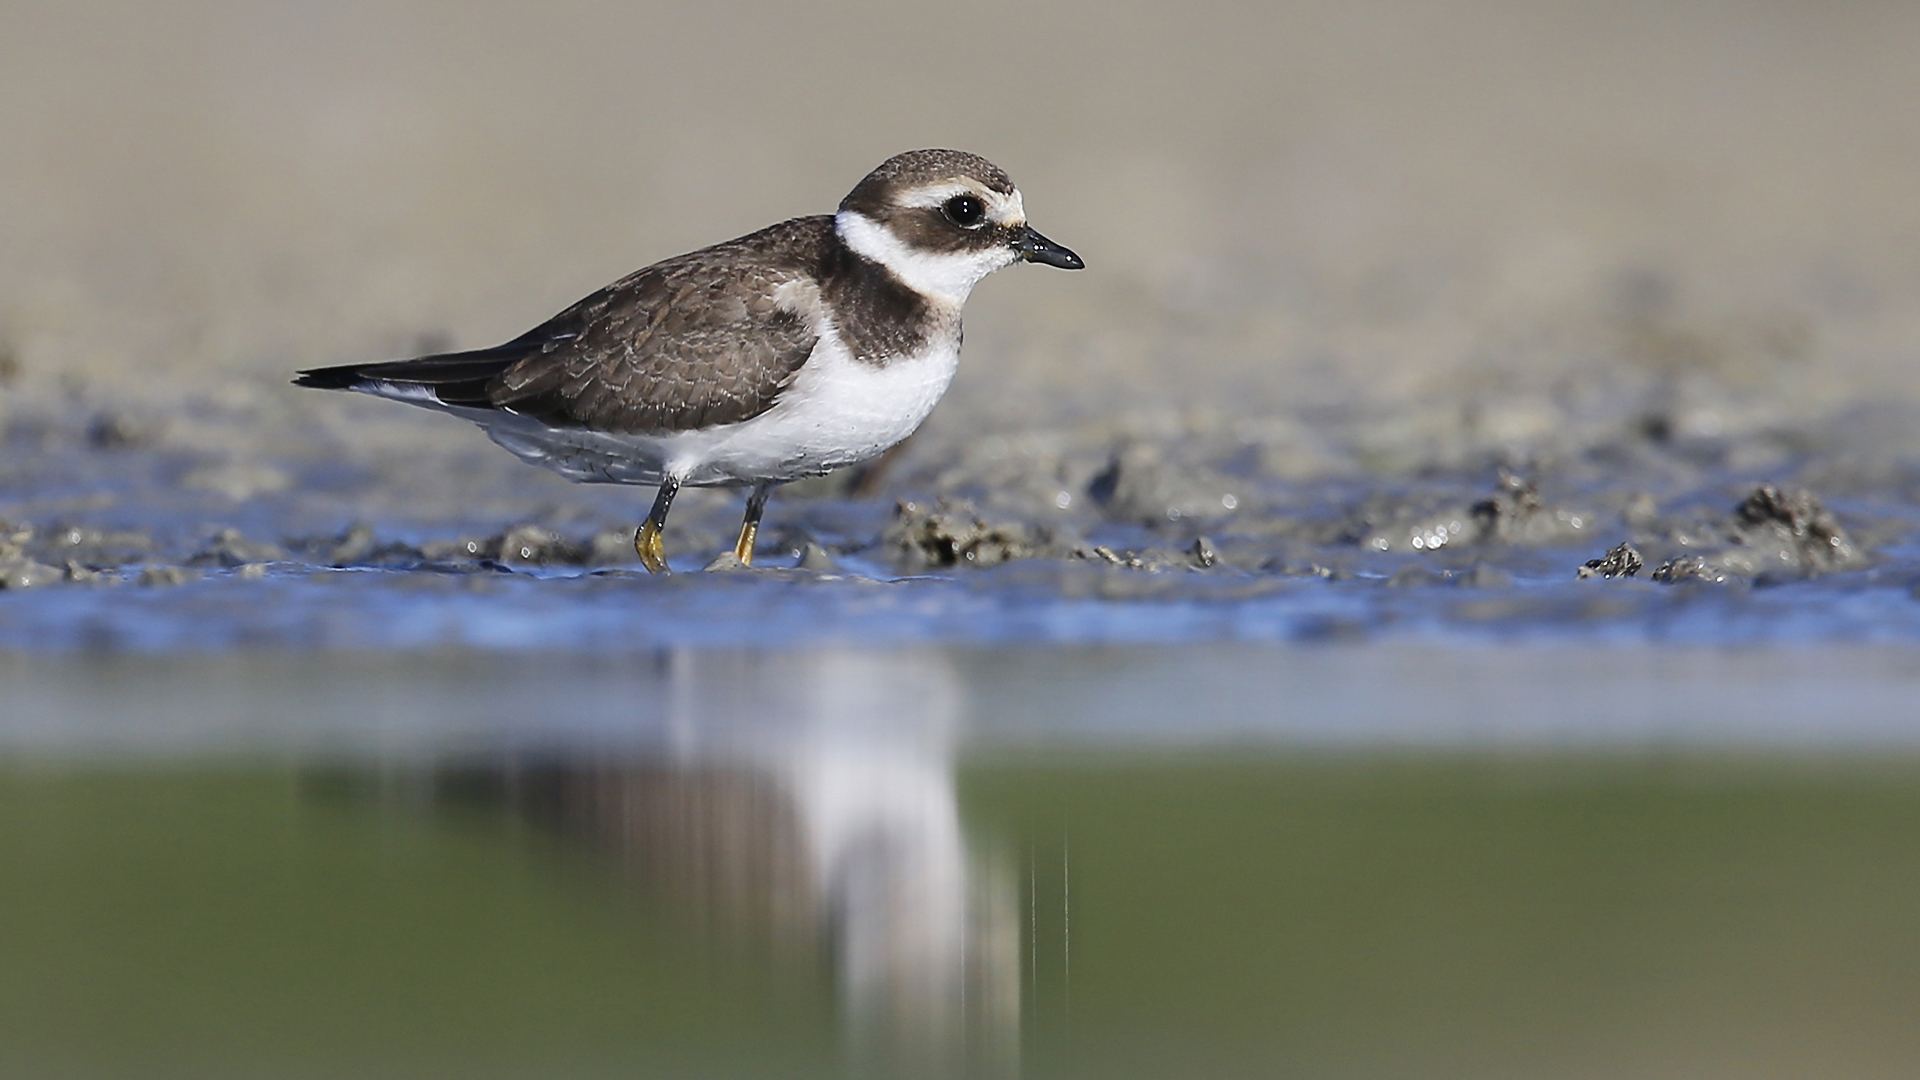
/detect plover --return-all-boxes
[296,149,1082,572]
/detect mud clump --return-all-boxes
[28,524,154,568]
[62,560,112,584]
[1347,470,1594,553]
[188,528,284,568]
[1592,485,1864,585]
[2,520,137,588]
[1472,470,1546,538]
[1387,563,1452,587]
[415,536,491,563]
[702,551,750,573]
[289,522,634,569]
[295,522,425,568]
[1577,542,1643,579]
[1,520,152,587]
[1727,485,1862,576]
[138,565,199,587]
[1189,536,1219,569]
[1087,443,1241,527]
[1082,544,1192,572]
[1,558,63,589]
[1650,555,1729,584]
[796,542,839,572]
[486,524,591,567]
[305,522,376,565]
[1473,471,1598,547]
[884,499,1049,571]
[1471,471,1594,546]
[588,528,642,565]
[433,524,633,566]
[0,520,31,564]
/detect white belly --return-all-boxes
[466,331,961,487]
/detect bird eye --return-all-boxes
[942,194,986,227]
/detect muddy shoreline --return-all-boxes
[2,374,1916,651]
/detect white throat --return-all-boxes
[834,210,1018,309]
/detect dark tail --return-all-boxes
[291,364,373,390]
[293,348,530,408]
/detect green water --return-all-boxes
[5,755,1918,1079]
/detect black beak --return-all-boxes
[1017,226,1085,269]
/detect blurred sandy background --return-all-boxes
[4,0,1920,451]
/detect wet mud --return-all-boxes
[2,367,1917,651]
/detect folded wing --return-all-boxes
[295,217,830,435]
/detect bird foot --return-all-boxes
[634,520,669,574]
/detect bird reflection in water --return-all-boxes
[355,649,1020,1077]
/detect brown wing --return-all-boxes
[295,216,832,435]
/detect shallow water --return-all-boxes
[7,646,1920,1079]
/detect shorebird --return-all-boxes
[296,149,1083,572]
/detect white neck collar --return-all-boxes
[834,210,1018,308]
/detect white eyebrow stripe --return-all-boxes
[896,181,980,208]
[896,183,1027,227]
[995,188,1027,226]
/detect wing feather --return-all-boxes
[295,216,831,434]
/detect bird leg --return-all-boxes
[733,483,774,566]
[635,476,680,574]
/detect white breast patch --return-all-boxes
[461,323,960,488]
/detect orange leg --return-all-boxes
[634,476,679,574]
[732,483,773,566]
